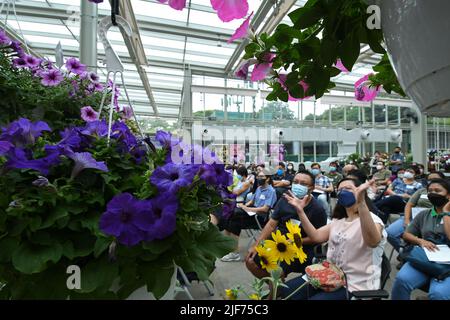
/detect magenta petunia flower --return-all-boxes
[12,57,28,68]
[228,12,254,43]
[88,82,104,92]
[211,0,249,22]
[65,57,87,75]
[334,59,349,73]
[158,0,186,10]
[278,74,311,101]
[251,52,275,82]
[41,69,64,86]
[0,30,11,46]
[80,106,99,122]
[354,74,380,102]
[120,106,134,120]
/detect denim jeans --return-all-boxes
[315,194,330,217]
[386,217,405,252]
[391,262,450,300]
[280,277,350,300]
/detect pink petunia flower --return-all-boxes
[235,59,256,80]
[278,74,311,101]
[228,12,254,43]
[250,53,276,82]
[354,74,380,101]
[121,106,134,120]
[41,69,64,86]
[81,106,99,122]
[211,0,249,22]
[334,59,349,73]
[158,0,186,10]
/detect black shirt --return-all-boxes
[270,196,327,240]
[272,173,294,185]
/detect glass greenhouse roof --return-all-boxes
[1,0,384,120]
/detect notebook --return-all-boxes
[424,245,450,264]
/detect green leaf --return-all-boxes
[321,37,337,66]
[94,237,111,258]
[0,237,19,262]
[289,6,324,29]
[38,207,68,230]
[142,235,176,255]
[78,255,119,293]
[339,33,361,71]
[12,242,63,274]
[139,259,175,299]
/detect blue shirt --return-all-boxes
[315,175,331,189]
[390,153,405,172]
[252,185,277,208]
[392,180,423,196]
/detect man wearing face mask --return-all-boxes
[374,168,423,223]
[272,162,294,200]
[373,161,392,198]
[245,171,327,279]
[390,147,405,175]
[311,163,333,217]
[325,162,343,192]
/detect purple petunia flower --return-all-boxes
[81,106,99,122]
[87,71,100,83]
[150,162,196,194]
[0,30,11,46]
[65,57,87,75]
[24,54,41,68]
[111,121,138,152]
[9,40,24,57]
[99,193,154,247]
[120,106,134,120]
[5,147,60,175]
[45,127,84,156]
[0,118,51,146]
[12,57,28,68]
[67,151,108,178]
[155,130,173,149]
[144,194,178,241]
[80,120,108,137]
[41,69,64,86]
[0,140,13,155]
[87,82,104,92]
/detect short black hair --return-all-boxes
[428,171,445,179]
[295,170,315,187]
[236,166,248,177]
[347,169,367,184]
[427,178,450,194]
[311,162,321,168]
[278,162,286,169]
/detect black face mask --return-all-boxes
[257,178,267,186]
[427,193,449,208]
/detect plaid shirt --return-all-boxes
[392,180,423,196]
[315,175,331,189]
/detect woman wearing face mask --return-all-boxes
[232,166,253,202]
[286,162,296,175]
[374,168,423,223]
[281,178,387,300]
[392,179,450,300]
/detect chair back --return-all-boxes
[380,253,392,290]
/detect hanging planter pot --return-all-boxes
[372,0,450,116]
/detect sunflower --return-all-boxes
[255,245,278,272]
[264,230,297,265]
[225,289,237,300]
[249,293,261,300]
[285,220,307,263]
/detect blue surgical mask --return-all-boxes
[337,189,356,208]
[236,174,242,180]
[277,169,283,176]
[329,167,337,172]
[292,184,309,199]
[311,169,320,176]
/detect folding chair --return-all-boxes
[175,266,214,300]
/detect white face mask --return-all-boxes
[398,173,404,179]
[404,172,414,179]
[376,165,383,171]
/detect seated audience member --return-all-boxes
[280,178,387,300]
[297,163,306,173]
[272,162,294,199]
[325,162,343,195]
[390,167,405,183]
[372,160,392,194]
[374,168,423,223]
[387,172,445,255]
[391,179,450,300]
[286,162,296,176]
[342,163,358,177]
[220,169,277,262]
[311,163,333,217]
[232,166,253,202]
[245,171,327,278]
[412,165,427,187]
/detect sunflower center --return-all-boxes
[294,234,302,247]
[277,242,287,252]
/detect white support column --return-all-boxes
[80,0,98,71]
[410,103,428,170]
[293,141,300,163]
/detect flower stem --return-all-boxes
[282,279,309,300]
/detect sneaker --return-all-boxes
[221,252,241,262]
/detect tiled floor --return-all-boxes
[174,230,428,300]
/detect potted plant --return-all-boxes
[0,32,236,299]
[240,0,450,117]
